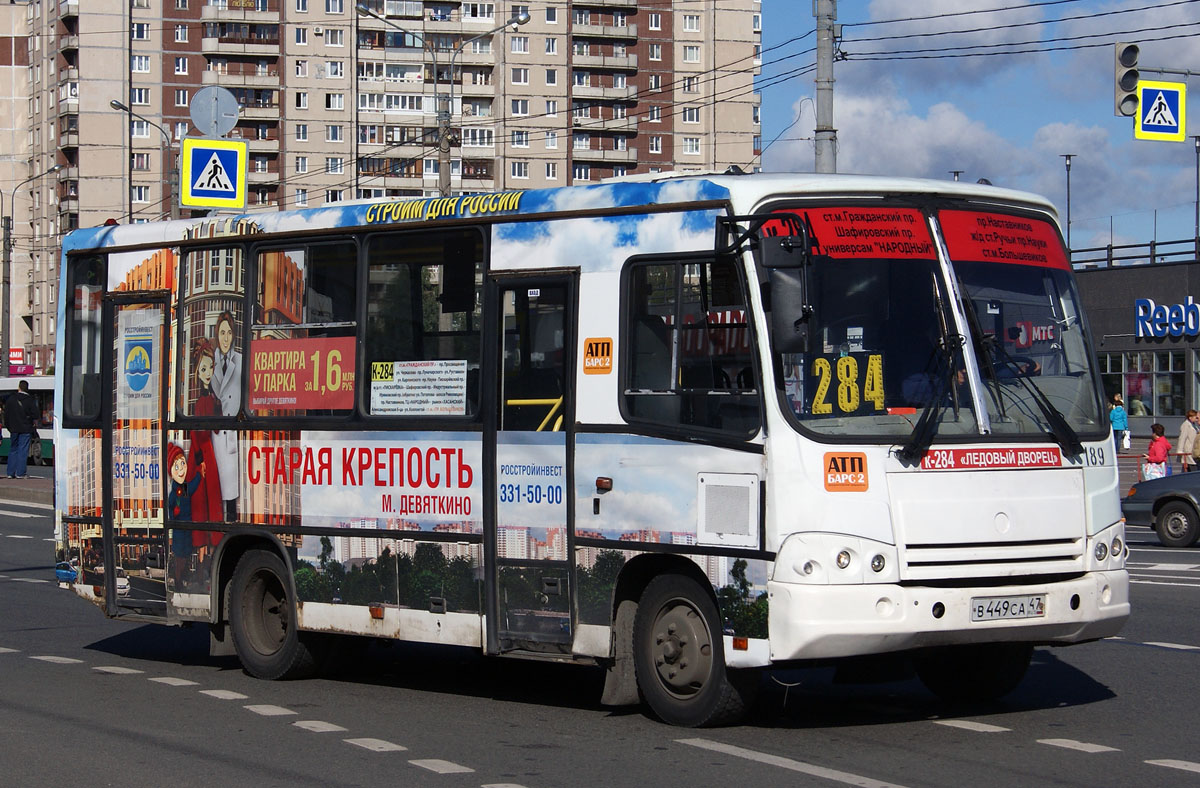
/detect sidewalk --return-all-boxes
[0,472,54,507]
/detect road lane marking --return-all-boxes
[150,677,199,686]
[678,738,910,788]
[0,647,19,654]
[294,720,347,733]
[5,531,35,535]
[933,720,1010,733]
[482,784,531,787]
[30,655,83,664]
[200,689,248,700]
[245,704,297,717]
[0,511,39,519]
[1147,759,1200,774]
[12,578,48,583]
[345,738,408,752]
[1143,642,1200,651]
[410,760,474,774]
[1037,739,1119,753]
[1129,563,1200,571]
[0,500,53,511]
[94,666,144,675]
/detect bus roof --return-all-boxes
[0,376,53,391]
[61,172,1060,254]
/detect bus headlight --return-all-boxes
[773,533,899,585]
[1110,537,1124,557]
[836,550,852,569]
[870,554,886,573]
[1085,521,1126,571]
[1094,542,1108,561]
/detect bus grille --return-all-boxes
[900,538,1084,581]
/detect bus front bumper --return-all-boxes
[766,570,1129,662]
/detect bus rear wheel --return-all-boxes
[632,574,753,727]
[229,549,316,680]
[915,643,1033,704]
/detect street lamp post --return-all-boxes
[1193,135,1199,259]
[1060,153,1076,253]
[110,99,180,221]
[356,5,528,196]
[1,163,64,378]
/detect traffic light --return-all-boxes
[1114,42,1140,117]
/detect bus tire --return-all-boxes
[1154,501,1199,548]
[229,549,315,680]
[632,574,751,727]
[915,643,1033,704]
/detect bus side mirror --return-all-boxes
[762,237,813,354]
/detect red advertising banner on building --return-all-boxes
[249,335,356,410]
[938,210,1069,270]
[764,207,936,260]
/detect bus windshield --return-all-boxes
[768,205,1103,442]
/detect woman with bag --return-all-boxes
[1143,423,1171,480]
[1109,394,1130,451]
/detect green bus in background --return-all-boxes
[1,376,53,465]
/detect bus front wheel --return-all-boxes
[632,574,753,726]
[229,549,316,680]
[915,643,1033,703]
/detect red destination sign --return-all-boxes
[921,446,1063,471]
[765,207,936,260]
[938,210,1069,270]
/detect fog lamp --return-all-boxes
[836,550,852,569]
[870,554,886,573]
[1111,537,1123,557]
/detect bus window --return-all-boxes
[364,228,483,418]
[248,241,358,417]
[64,254,106,422]
[622,256,760,435]
[179,246,246,419]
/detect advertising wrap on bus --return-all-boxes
[52,174,1127,727]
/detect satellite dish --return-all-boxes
[190,86,241,138]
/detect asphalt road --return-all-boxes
[2,507,1198,788]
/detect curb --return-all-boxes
[0,478,54,507]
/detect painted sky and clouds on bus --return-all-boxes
[759,0,1200,249]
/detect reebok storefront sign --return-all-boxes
[1134,296,1200,339]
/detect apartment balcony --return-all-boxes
[458,81,494,97]
[61,67,79,82]
[59,0,80,19]
[60,34,79,51]
[238,104,280,120]
[246,137,281,152]
[58,196,79,215]
[571,53,638,71]
[455,50,497,66]
[572,84,637,102]
[572,146,637,163]
[59,130,79,149]
[247,169,280,184]
[572,116,638,134]
[201,36,280,57]
[572,23,638,39]
[202,70,280,88]
[201,5,279,23]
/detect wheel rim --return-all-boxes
[1162,510,1191,540]
[650,596,714,699]
[244,568,289,657]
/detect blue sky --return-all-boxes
[758,0,1199,250]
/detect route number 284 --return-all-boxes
[812,354,884,414]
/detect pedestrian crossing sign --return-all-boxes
[1134,80,1186,142]
[180,137,248,208]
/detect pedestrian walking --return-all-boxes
[1109,394,1130,451]
[1179,410,1200,473]
[3,379,40,479]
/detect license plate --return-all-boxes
[970,594,1045,622]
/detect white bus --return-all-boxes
[54,173,1129,726]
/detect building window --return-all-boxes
[511,161,529,179]
[753,13,761,31]
[326,61,344,78]
[326,124,343,142]
[132,185,150,203]
[545,99,558,117]
[175,57,189,75]
[177,0,189,8]
[753,105,760,124]
[327,157,345,174]
[175,89,189,107]
[648,106,661,122]
[130,87,150,105]
[683,76,698,93]
[132,23,150,40]
[174,24,189,43]
[296,60,308,77]
[573,132,589,150]
[682,137,700,155]
[511,36,528,54]
[1102,351,1187,419]
[649,43,661,61]
[545,37,557,55]
[132,152,151,171]
[648,74,661,91]
[683,45,701,64]
[131,55,150,73]
[326,93,345,110]
[545,162,557,179]
[296,27,308,45]
[296,123,309,141]
[649,135,662,154]
[682,106,699,123]
[511,67,529,85]
[295,91,309,109]
[573,163,590,181]
[326,189,345,203]
[614,11,626,27]
[326,0,344,12]
[614,73,627,89]
[545,6,556,23]
[511,130,529,147]
[464,3,496,20]
[295,188,308,206]
[573,9,590,25]
[131,120,150,138]
[545,69,557,86]
[573,40,590,56]
[647,12,661,30]
[683,14,700,32]
[545,130,558,149]
[511,98,529,116]
[327,29,345,46]
[295,156,308,173]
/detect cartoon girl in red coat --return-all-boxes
[188,340,225,538]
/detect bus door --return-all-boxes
[486,275,576,652]
[102,293,169,617]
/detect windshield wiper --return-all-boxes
[898,336,960,464]
[979,334,1084,457]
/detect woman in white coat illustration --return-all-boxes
[210,311,242,521]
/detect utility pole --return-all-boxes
[813,0,837,173]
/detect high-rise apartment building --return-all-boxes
[3,0,761,373]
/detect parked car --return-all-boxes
[93,564,131,596]
[1121,474,1200,548]
[54,561,78,583]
